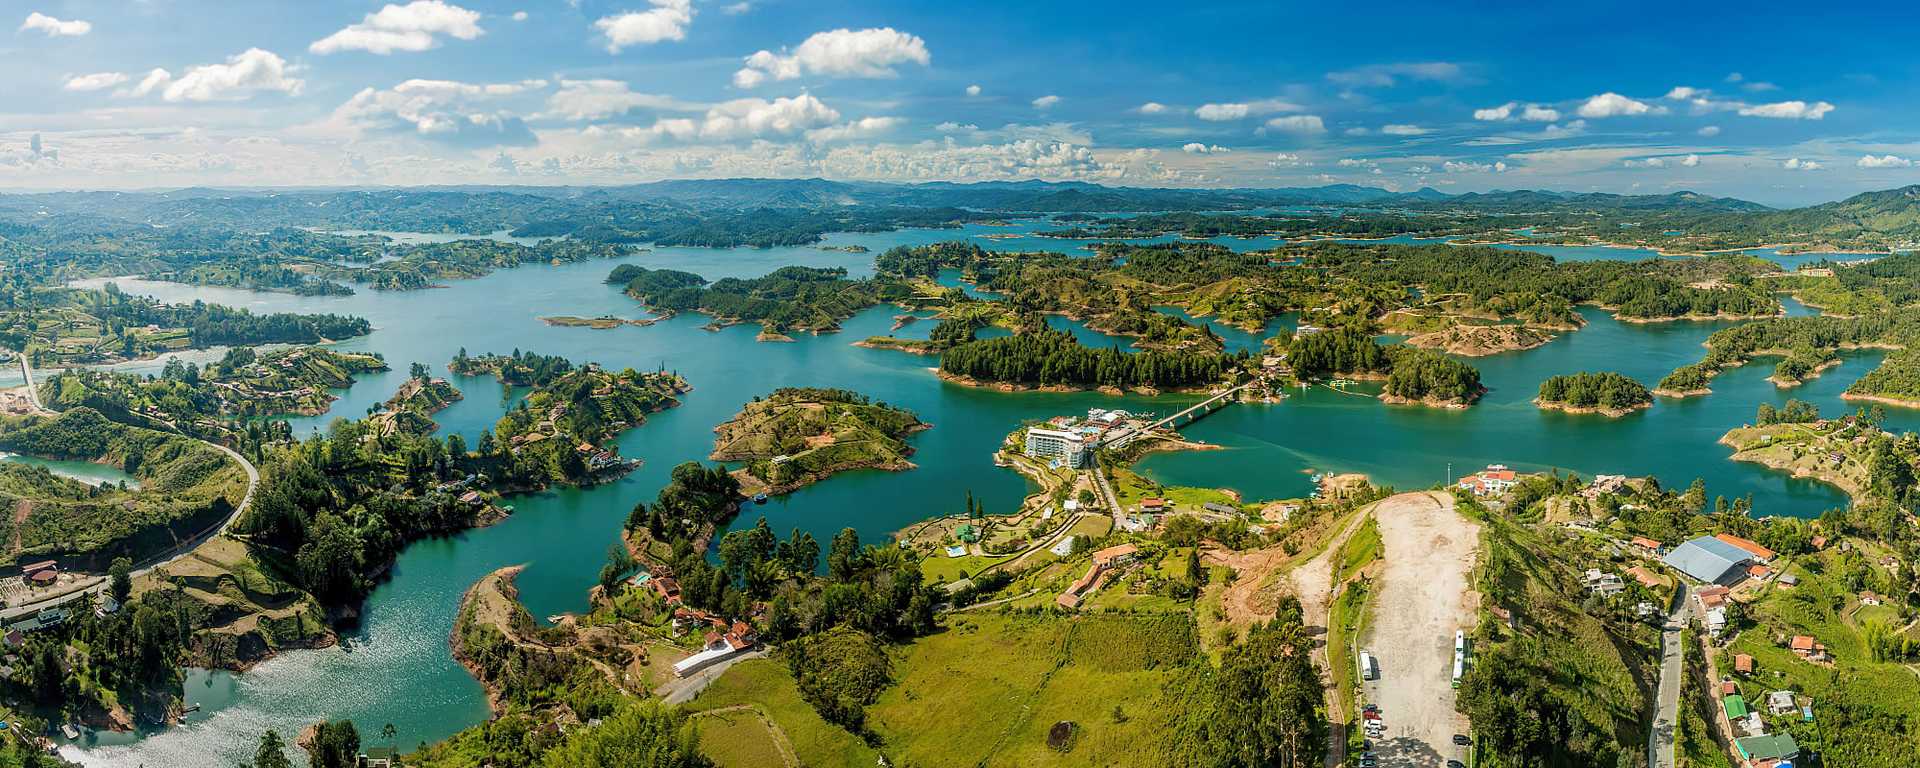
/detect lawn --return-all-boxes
[693,708,791,768]
[921,553,1013,585]
[868,612,1193,767]
[684,658,878,767]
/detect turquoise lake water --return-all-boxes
[61,224,1913,766]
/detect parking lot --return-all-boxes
[1357,492,1478,768]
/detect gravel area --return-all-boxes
[1359,492,1479,768]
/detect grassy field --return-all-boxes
[921,552,1014,584]
[1325,515,1381,734]
[867,612,1196,767]
[684,658,879,767]
[693,707,793,768]
[1109,467,1237,513]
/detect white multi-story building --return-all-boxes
[1025,427,1089,468]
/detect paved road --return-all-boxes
[1649,584,1689,768]
[658,649,769,705]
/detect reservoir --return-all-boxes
[65,224,1907,766]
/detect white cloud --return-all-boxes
[541,79,698,120]
[1194,99,1298,121]
[1623,157,1666,168]
[965,84,981,97]
[1577,92,1656,118]
[1136,102,1166,114]
[512,10,528,21]
[733,27,929,88]
[1344,127,1370,136]
[1032,95,1060,109]
[1180,142,1229,154]
[1664,86,1703,100]
[1326,62,1463,88]
[1520,105,1559,122]
[19,12,89,37]
[1475,102,1559,122]
[1444,160,1506,173]
[63,72,128,92]
[1473,102,1514,121]
[1782,157,1822,171]
[1742,81,1778,93]
[1858,154,1914,169]
[334,78,546,146]
[1264,115,1325,133]
[1738,100,1834,120]
[142,49,304,102]
[1681,154,1700,167]
[805,116,903,143]
[721,2,752,14]
[1337,158,1372,167]
[1725,72,1744,83]
[1381,124,1428,136]
[595,0,693,53]
[1697,125,1721,137]
[675,93,841,141]
[311,1,483,55]
[934,121,977,133]
[1268,153,1307,167]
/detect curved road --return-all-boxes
[3,356,261,619]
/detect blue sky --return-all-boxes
[2,0,1918,205]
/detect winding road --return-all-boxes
[1,356,261,620]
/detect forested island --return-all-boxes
[1534,371,1654,416]
[607,263,917,337]
[1280,327,1485,407]
[41,346,388,434]
[710,388,930,495]
[0,280,371,366]
[937,328,1244,393]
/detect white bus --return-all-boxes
[1451,653,1464,688]
[1358,651,1377,681]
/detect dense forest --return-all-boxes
[937,328,1242,390]
[1535,371,1654,412]
[611,264,914,334]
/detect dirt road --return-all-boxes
[1360,492,1479,768]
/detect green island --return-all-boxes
[709,388,930,495]
[42,346,388,433]
[1534,371,1655,416]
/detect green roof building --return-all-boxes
[1734,733,1799,764]
[1722,694,1749,719]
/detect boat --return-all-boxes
[61,724,80,740]
[752,492,769,504]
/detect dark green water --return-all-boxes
[64,225,1912,766]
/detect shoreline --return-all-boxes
[1839,391,1920,409]
[1531,397,1651,418]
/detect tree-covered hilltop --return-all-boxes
[938,327,1244,391]
[0,280,372,366]
[1845,350,1920,406]
[1535,371,1654,414]
[318,239,636,291]
[449,348,577,387]
[478,357,688,457]
[1655,312,1920,395]
[0,407,246,568]
[711,388,930,494]
[1278,327,1485,406]
[608,264,916,335]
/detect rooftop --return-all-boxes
[1662,536,1754,585]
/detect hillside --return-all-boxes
[711,388,930,495]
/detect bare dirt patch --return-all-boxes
[1360,491,1480,768]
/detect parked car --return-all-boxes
[1452,734,1471,746]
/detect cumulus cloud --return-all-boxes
[667,94,842,141]
[1681,154,1701,167]
[1337,158,1373,167]
[965,84,981,97]
[934,121,977,133]
[137,49,305,102]
[1623,156,1666,168]
[1326,61,1462,88]
[1858,154,1914,169]
[1180,143,1228,154]
[732,27,929,88]
[1474,102,1559,122]
[1264,115,1325,133]
[1136,102,1166,114]
[1381,124,1429,136]
[334,78,546,147]
[541,79,698,120]
[19,12,90,37]
[512,10,528,21]
[1194,99,1298,121]
[63,72,128,92]
[722,2,752,14]
[1577,92,1656,118]
[310,1,483,55]
[1698,125,1721,137]
[1268,153,1307,167]
[1738,100,1834,120]
[1032,95,1059,109]
[595,0,693,53]
[805,116,904,143]
[1664,86,1704,100]
[1443,160,1506,173]
[1782,157,1822,170]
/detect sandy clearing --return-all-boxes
[1360,491,1479,768]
